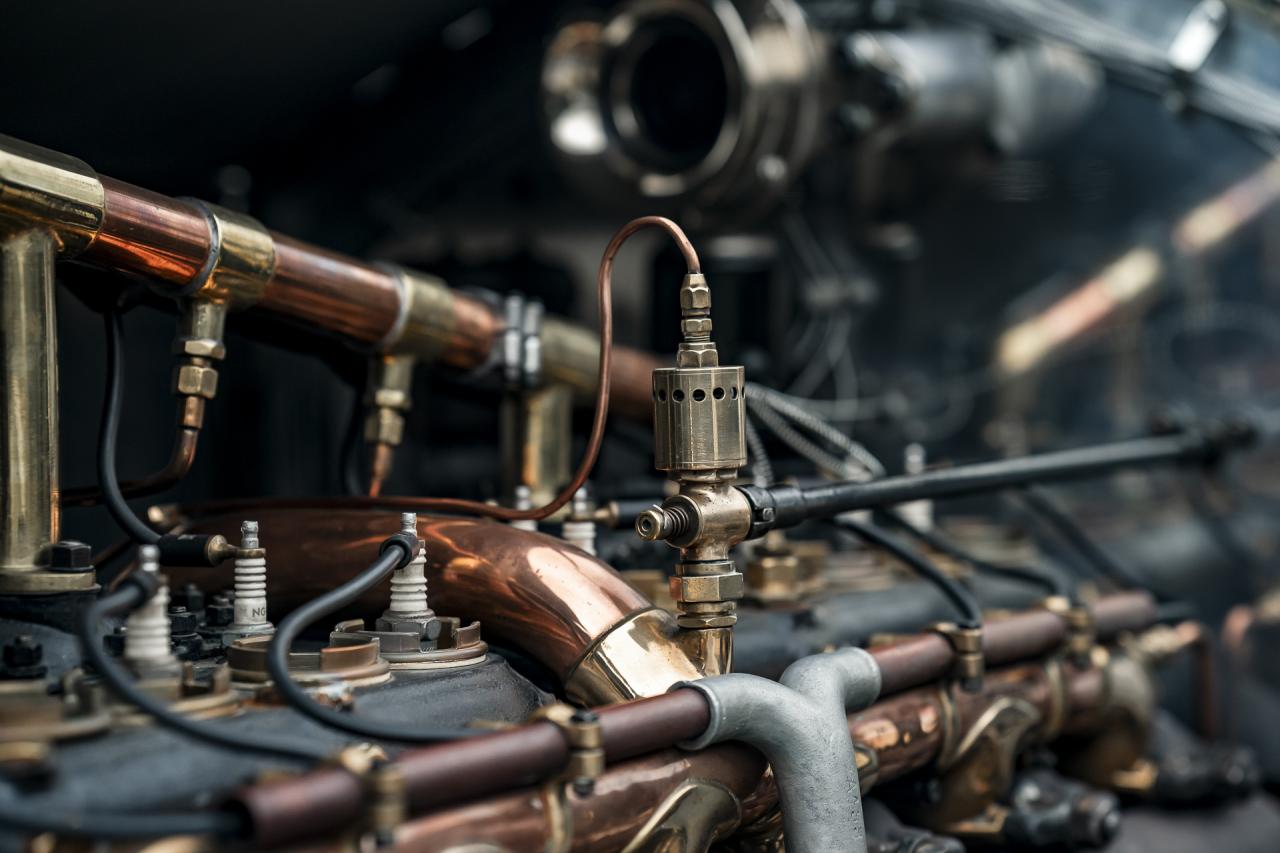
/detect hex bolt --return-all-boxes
[49,540,93,572]
[124,545,180,675]
[227,520,273,640]
[2,634,47,680]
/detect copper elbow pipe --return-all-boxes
[61,423,199,507]
[178,507,705,703]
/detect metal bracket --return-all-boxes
[932,622,984,692]
[528,702,604,853]
[502,292,545,390]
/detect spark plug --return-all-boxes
[376,513,440,641]
[124,545,180,677]
[562,488,597,555]
[224,520,273,642]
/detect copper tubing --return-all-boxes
[248,661,1103,850]
[1173,620,1217,740]
[177,509,657,681]
[1090,590,1159,637]
[235,690,713,848]
[61,423,199,507]
[79,176,662,416]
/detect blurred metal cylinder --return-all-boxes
[542,0,825,221]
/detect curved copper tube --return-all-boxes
[61,424,199,507]
[177,508,690,695]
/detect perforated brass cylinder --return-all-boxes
[652,366,746,473]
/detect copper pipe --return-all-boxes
[253,661,1106,850]
[61,423,199,507]
[77,174,662,417]
[178,509,660,682]
[1090,590,1158,637]
[91,178,212,284]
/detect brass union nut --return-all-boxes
[680,275,712,311]
[174,337,227,360]
[174,363,219,399]
[670,571,745,604]
[364,409,406,446]
[675,343,720,368]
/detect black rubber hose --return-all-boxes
[877,509,1072,600]
[835,516,983,629]
[0,792,243,840]
[1015,484,1169,600]
[98,310,161,545]
[1182,472,1270,582]
[265,539,479,743]
[81,581,326,765]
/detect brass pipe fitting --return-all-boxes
[638,271,750,673]
[363,354,416,497]
[379,266,457,363]
[1043,595,1096,667]
[933,622,985,692]
[182,199,275,309]
[0,137,104,587]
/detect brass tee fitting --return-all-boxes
[637,272,750,673]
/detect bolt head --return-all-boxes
[572,778,595,797]
[168,606,199,635]
[50,540,92,571]
[4,636,42,667]
[205,598,234,628]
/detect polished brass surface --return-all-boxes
[0,228,68,582]
[0,135,105,256]
[501,383,573,506]
[385,267,459,361]
[619,779,741,852]
[565,608,712,704]
[184,200,276,308]
[177,509,706,697]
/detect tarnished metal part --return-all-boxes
[0,671,111,743]
[933,622,985,691]
[332,617,488,670]
[227,633,391,695]
[745,532,804,604]
[619,779,741,852]
[501,383,573,508]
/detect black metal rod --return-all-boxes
[742,427,1254,535]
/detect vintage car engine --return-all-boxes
[3,0,1280,850]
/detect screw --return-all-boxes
[401,512,417,536]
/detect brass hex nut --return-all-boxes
[174,363,219,399]
[174,337,227,360]
[680,277,712,312]
[371,388,411,410]
[364,409,405,446]
[675,343,720,368]
[670,571,745,604]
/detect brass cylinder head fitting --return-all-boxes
[652,366,746,472]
